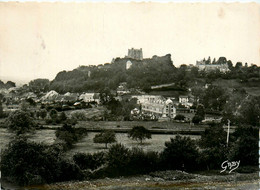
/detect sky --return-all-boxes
[0,2,259,84]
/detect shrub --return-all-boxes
[174,114,185,121]
[127,147,159,175]
[73,152,106,170]
[192,115,203,124]
[1,137,84,186]
[106,143,130,176]
[160,135,199,171]
[71,111,87,121]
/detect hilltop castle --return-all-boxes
[127,48,143,60]
[196,57,230,73]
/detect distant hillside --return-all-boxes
[50,54,176,93]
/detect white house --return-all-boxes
[79,93,100,104]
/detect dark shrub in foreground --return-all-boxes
[127,147,160,175]
[228,125,258,166]
[160,135,199,171]
[197,124,228,170]
[73,152,106,170]
[106,143,130,176]
[102,144,159,177]
[1,137,84,186]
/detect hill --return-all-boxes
[50,54,176,93]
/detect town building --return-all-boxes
[179,95,194,107]
[132,95,176,120]
[79,93,100,104]
[196,60,229,73]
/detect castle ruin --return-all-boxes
[127,48,143,60]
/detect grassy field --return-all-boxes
[75,121,205,130]
[0,128,56,150]
[0,128,200,158]
[65,132,201,158]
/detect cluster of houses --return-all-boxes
[1,84,197,122]
[130,94,195,121]
[0,88,101,112]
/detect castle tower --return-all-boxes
[127,48,143,60]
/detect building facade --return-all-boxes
[132,95,176,120]
[196,60,229,73]
[79,93,100,104]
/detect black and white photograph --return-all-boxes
[0,1,260,189]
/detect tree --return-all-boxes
[229,125,258,166]
[198,124,228,170]
[192,104,205,124]
[227,60,233,69]
[128,126,151,144]
[38,109,47,119]
[29,79,50,93]
[5,81,16,88]
[238,96,260,127]
[55,124,88,149]
[174,114,185,121]
[6,110,36,135]
[93,130,116,148]
[49,109,58,123]
[160,135,199,171]
[212,58,216,64]
[200,85,228,111]
[235,62,243,69]
[59,112,67,122]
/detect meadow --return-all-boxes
[0,128,200,158]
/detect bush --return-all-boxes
[192,115,203,124]
[127,148,159,175]
[106,143,130,176]
[73,152,106,170]
[160,135,199,171]
[1,137,84,186]
[174,114,185,121]
[71,111,87,121]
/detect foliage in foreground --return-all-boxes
[1,138,84,186]
[1,123,258,186]
[160,135,199,170]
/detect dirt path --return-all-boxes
[21,171,259,190]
